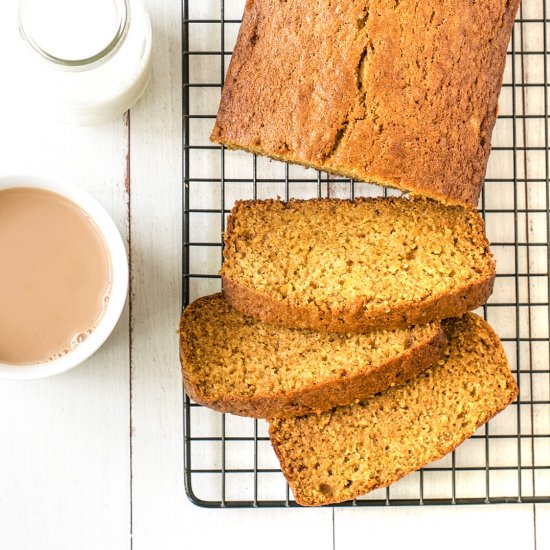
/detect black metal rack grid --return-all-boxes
[182,0,550,507]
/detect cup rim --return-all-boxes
[0,174,128,380]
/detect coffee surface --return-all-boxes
[0,187,111,365]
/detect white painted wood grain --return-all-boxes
[335,505,536,550]
[0,0,545,547]
[128,0,186,547]
[183,507,333,549]
[0,3,131,549]
[535,504,550,548]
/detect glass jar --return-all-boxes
[18,0,152,125]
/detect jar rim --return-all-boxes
[19,0,131,70]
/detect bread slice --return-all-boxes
[180,293,446,418]
[269,314,518,506]
[221,198,495,333]
[211,0,519,207]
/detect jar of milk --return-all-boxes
[18,0,152,125]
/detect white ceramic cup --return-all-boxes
[0,174,128,380]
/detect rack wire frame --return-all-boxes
[182,0,550,507]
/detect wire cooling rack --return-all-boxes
[182,0,550,507]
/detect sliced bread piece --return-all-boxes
[269,314,518,506]
[221,197,495,332]
[180,293,446,418]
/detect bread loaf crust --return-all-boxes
[222,274,495,333]
[180,294,447,418]
[211,0,520,206]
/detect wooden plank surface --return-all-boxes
[536,504,550,548]
[335,504,536,550]
[0,0,545,548]
[128,0,186,546]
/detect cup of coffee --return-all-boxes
[0,174,128,379]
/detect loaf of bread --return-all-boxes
[180,293,446,418]
[221,198,495,333]
[211,0,519,206]
[269,314,518,506]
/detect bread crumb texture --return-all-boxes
[211,0,520,206]
[269,314,518,506]
[221,197,495,332]
[180,294,446,418]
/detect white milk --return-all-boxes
[18,0,152,125]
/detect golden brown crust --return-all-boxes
[268,314,519,506]
[222,273,495,333]
[211,0,520,207]
[179,293,447,418]
[221,197,496,332]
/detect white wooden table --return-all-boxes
[0,1,548,548]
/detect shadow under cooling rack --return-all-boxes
[182,0,550,507]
